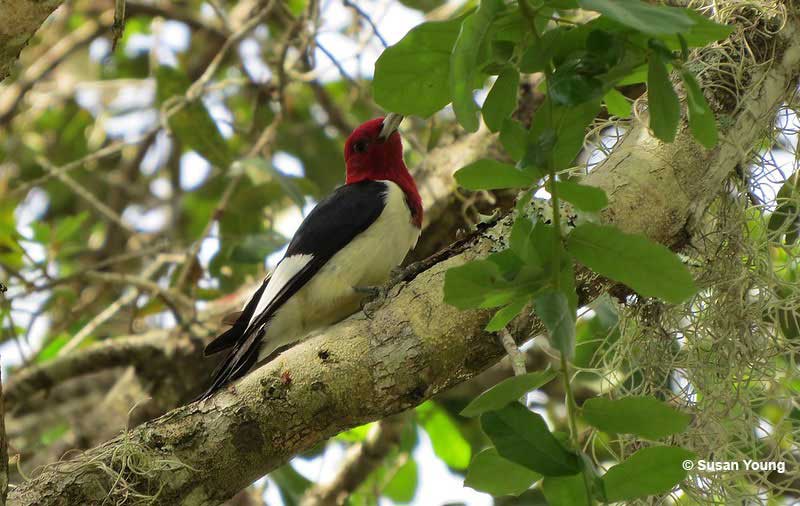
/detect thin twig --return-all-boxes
[36,157,136,235]
[342,0,388,48]
[110,0,127,50]
[175,114,284,291]
[184,0,277,102]
[9,134,155,199]
[500,328,527,376]
[57,256,174,357]
[316,42,356,85]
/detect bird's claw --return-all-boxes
[355,285,388,318]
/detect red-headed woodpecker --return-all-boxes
[198,114,422,399]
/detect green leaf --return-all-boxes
[520,129,557,175]
[444,259,515,309]
[519,27,565,74]
[485,298,529,331]
[582,395,691,439]
[336,422,375,442]
[602,446,695,501]
[682,10,733,47]
[35,334,71,363]
[500,118,527,161]
[647,53,680,143]
[483,68,520,132]
[548,0,579,7]
[528,98,601,170]
[155,66,232,168]
[542,473,589,505]
[418,402,471,469]
[54,212,89,242]
[384,458,418,503]
[229,232,286,264]
[680,70,717,148]
[481,403,580,476]
[768,176,800,244]
[510,216,542,265]
[39,422,69,446]
[373,18,462,117]
[553,181,608,212]
[566,223,697,303]
[450,0,504,132]
[617,64,648,86]
[534,288,576,359]
[237,157,310,210]
[465,448,541,496]
[455,159,537,190]
[603,88,631,117]
[574,296,620,369]
[578,0,695,36]
[461,369,558,417]
[271,464,312,506]
[549,60,604,107]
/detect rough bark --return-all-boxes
[0,367,7,506]
[8,5,800,505]
[0,0,64,82]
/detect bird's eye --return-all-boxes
[353,140,369,153]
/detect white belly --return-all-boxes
[258,181,420,360]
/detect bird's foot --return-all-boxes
[354,285,388,318]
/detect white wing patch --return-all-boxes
[249,253,314,326]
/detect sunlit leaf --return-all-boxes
[483,67,520,132]
[461,368,558,417]
[383,458,418,503]
[542,473,589,505]
[582,396,691,439]
[418,402,471,469]
[552,181,608,212]
[451,0,504,131]
[603,88,632,117]
[374,19,462,117]
[455,159,537,190]
[465,448,541,496]
[566,223,697,303]
[602,446,695,501]
[578,0,695,36]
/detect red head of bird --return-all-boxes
[344,115,423,227]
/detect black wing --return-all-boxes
[196,180,388,400]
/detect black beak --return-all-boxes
[378,113,403,141]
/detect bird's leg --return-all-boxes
[354,285,389,318]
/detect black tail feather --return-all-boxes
[194,328,264,402]
[203,279,269,356]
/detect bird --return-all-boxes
[197,114,422,400]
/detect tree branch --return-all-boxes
[300,414,408,506]
[0,0,64,82]
[4,330,169,412]
[0,10,112,125]
[0,366,8,506]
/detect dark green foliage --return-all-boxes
[481,403,581,476]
